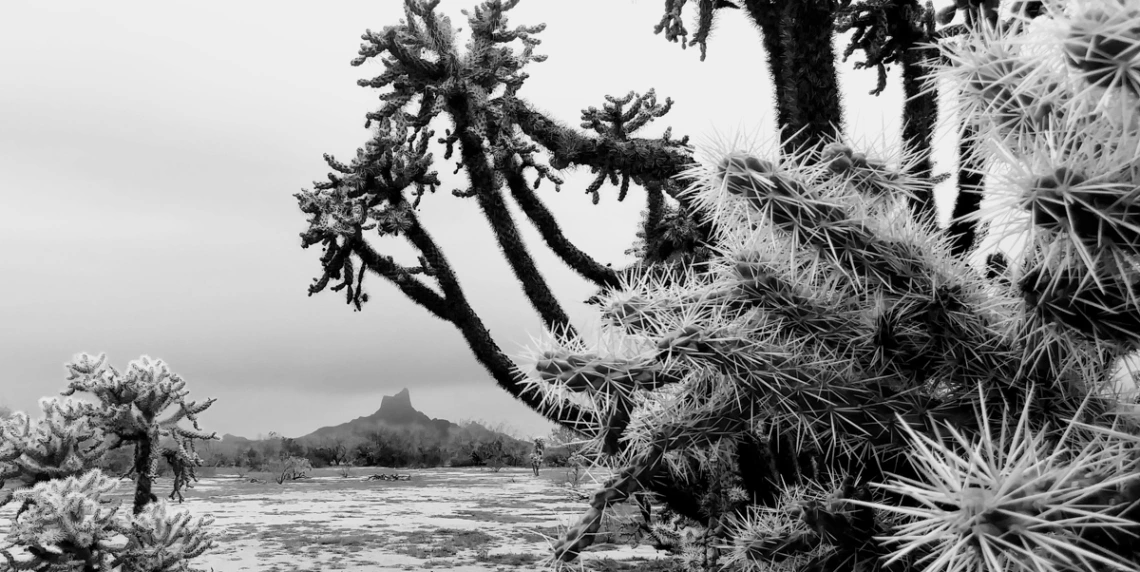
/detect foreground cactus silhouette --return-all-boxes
[518,3,1140,571]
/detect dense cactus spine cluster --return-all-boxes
[1062,3,1140,96]
[518,3,1140,571]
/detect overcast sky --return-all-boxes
[0,0,960,440]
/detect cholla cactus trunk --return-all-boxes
[525,2,1140,571]
[780,1,844,155]
[900,44,938,222]
[948,122,987,257]
[131,427,157,516]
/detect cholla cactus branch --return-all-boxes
[448,103,577,334]
[351,236,452,320]
[505,99,693,194]
[948,123,986,257]
[653,0,738,61]
[779,2,845,155]
[835,0,934,96]
[503,163,621,288]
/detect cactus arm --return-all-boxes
[780,1,844,155]
[349,235,453,322]
[900,42,940,221]
[723,166,1017,389]
[642,182,667,260]
[502,164,621,289]
[504,98,694,194]
[447,104,577,335]
[394,187,601,435]
[834,1,942,220]
[948,123,986,257]
[741,0,792,133]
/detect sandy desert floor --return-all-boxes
[0,466,678,572]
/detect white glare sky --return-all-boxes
[1,1,959,439]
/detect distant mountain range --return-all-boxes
[299,387,458,441]
[214,388,501,448]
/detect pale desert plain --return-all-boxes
[0,466,677,572]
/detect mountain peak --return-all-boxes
[298,388,459,442]
[376,388,426,425]
[381,387,412,411]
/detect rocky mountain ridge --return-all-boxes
[218,388,495,444]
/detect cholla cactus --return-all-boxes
[0,399,109,504]
[2,470,124,572]
[117,499,214,572]
[0,470,215,572]
[0,355,217,572]
[524,3,1140,571]
[62,353,217,515]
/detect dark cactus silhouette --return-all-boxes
[296,0,956,436]
[298,1,1140,570]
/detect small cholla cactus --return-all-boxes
[0,470,215,572]
[62,353,217,515]
[3,470,126,571]
[120,500,214,572]
[524,3,1140,571]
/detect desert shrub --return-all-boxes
[272,455,313,484]
[243,447,265,472]
[474,438,506,472]
[542,448,570,468]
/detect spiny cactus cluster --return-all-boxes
[0,400,111,503]
[521,3,1140,571]
[2,472,213,572]
[0,355,217,572]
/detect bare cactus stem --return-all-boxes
[948,122,986,257]
[900,44,939,223]
[779,2,844,155]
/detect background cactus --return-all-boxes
[61,354,217,516]
[517,3,1140,571]
[0,355,217,572]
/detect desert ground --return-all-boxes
[0,466,678,572]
